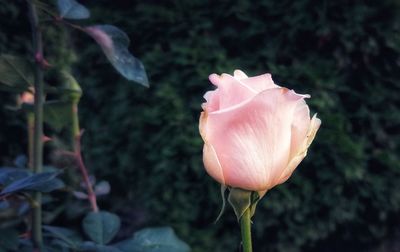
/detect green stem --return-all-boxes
[28,1,44,250]
[240,208,253,252]
[71,103,99,212]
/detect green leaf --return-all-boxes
[84,25,149,87]
[43,225,82,249]
[0,54,33,92]
[57,0,90,20]
[0,228,19,250]
[44,100,73,131]
[0,171,64,195]
[80,242,122,252]
[114,227,190,252]
[82,211,121,245]
[58,71,82,102]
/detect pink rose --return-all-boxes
[199,70,321,193]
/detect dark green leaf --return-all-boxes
[114,227,190,252]
[43,225,82,248]
[0,171,64,195]
[0,54,33,92]
[82,211,121,245]
[44,100,73,131]
[57,0,90,19]
[80,242,122,252]
[84,25,149,87]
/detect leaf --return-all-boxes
[58,71,82,101]
[114,227,190,252]
[80,242,123,252]
[0,54,33,92]
[44,100,73,131]
[82,211,121,245]
[57,0,90,20]
[84,25,149,87]
[0,168,31,186]
[43,225,82,248]
[0,171,64,195]
[0,228,19,250]
[94,181,110,196]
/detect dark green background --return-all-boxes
[1,0,400,251]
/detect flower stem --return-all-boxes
[72,104,99,212]
[240,208,253,252]
[27,0,44,250]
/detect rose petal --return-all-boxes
[289,99,311,160]
[209,73,257,109]
[202,90,220,112]
[240,73,280,92]
[276,113,321,185]
[233,69,248,80]
[205,88,304,191]
[203,143,226,185]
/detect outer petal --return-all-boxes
[289,99,311,160]
[240,73,280,92]
[200,111,226,185]
[205,88,304,191]
[203,143,226,185]
[233,69,248,80]
[276,114,321,185]
[209,73,257,109]
[202,90,220,113]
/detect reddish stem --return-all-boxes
[74,132,99,212]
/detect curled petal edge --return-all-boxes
[277,113,321,185]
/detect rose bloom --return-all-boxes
[199,70,321,193]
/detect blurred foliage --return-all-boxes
[1,0,400,251]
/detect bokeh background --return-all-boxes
[1,0,400,251]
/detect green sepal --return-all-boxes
[228,188,262,221]
[228,188,252,221]
[214,185,227,223]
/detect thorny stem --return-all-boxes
[73,104,98,212]
[27,0,44,250]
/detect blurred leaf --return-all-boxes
[82,211,121,245]
[84,25,149,87]
[94,181,110,196]
[43,225,82,248]
[44,100,73,131]
[57,0,90,20]
[0,171,64,195]
[0,168,31,185]
[73,190,88,199]
[114,227,190,252]
[80,242,123,252]
[0,54,33,92]
[14,155,28,169]
[0,228,19,251]
[58,71,82,101]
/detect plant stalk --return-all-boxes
[72,104,99,212]
[28,0,44,250]
[240,208,253,252]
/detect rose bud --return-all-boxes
[199,70,321,194]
